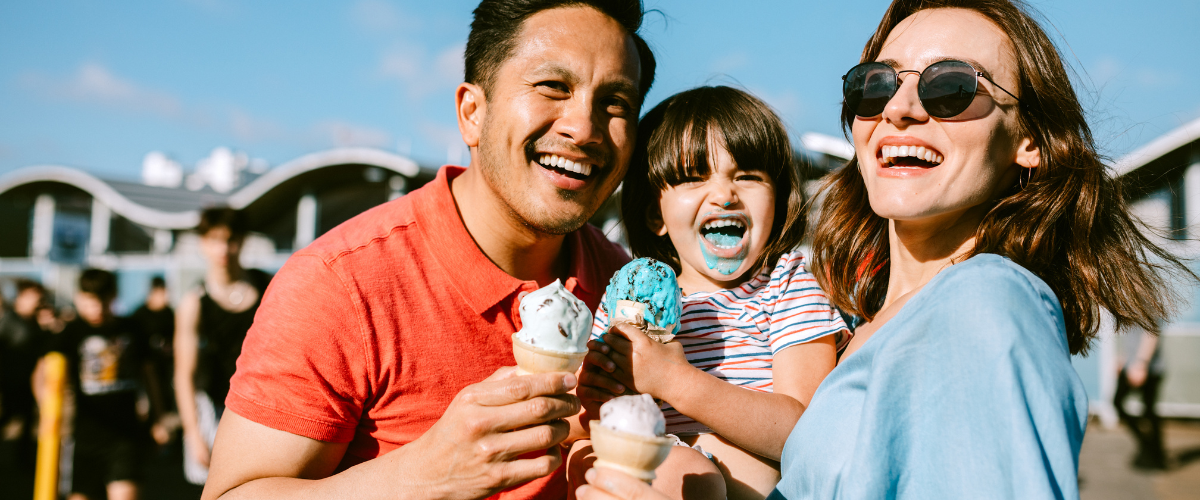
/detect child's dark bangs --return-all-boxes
[647,100,715,189]
[716,96,791,182]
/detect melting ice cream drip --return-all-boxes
[514,279,591,353]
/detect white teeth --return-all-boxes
[880,145,944,166]
[538,154,593,177]
[701,219,746,230]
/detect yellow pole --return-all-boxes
[33,352,66,500]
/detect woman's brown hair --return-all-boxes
[810,0,1192,355]
[623,86,806,277]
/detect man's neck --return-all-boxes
[450,166,568,287]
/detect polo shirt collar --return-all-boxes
[417,166,598,315]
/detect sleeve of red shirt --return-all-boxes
[225,253,373,443]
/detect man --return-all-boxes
[0,279,48,468]
[202,1,655,499]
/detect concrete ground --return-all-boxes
[5,418,1200,499]
[1079,419,1200,500]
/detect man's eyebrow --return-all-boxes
[529,62,579,84]
[598,78,640,103]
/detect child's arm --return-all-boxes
[601,324,836,460]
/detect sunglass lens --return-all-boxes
[919,61,978,118]
[844,63,895,117]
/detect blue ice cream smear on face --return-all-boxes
[603,258,682,335]
[698,236,747,275]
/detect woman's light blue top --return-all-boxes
[770,255,1088,500]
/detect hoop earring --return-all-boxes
[1019,168,1032,190]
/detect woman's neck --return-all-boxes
[207,264,243,288]
[881,208,984,310]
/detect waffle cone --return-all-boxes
[589,422,673,482]
[612,300,676,343]
[511,334,585,375]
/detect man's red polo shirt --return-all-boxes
[227,165,629,500]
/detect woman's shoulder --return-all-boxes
[891,254,1069,356]
[925,254,1058,313]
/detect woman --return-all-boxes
[579,0,1189,498]
[174,207,268,485]
[781,0,1190,497]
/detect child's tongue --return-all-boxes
[704,233,741,247]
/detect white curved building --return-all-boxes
[0,147,435,312]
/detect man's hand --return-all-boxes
[576,467,670,500]
[204,367,581,500]
[600,323,692,400]
[387,367,582,500]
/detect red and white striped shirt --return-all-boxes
[592,251,850,434]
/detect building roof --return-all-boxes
[0,148,426,230]
[1113,115,1200,177]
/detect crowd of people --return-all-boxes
[0,208,268,500]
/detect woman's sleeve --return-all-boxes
[838,261,1088,500]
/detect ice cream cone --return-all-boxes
[511,334,586,375]
[612,300,677,343]
[589,421,674,482]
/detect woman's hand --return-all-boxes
[577,467,671,500]
[601,322,693,401]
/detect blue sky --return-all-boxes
[1,0,1197,180]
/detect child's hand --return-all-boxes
[601,322,692,401]
[578,340,628,421]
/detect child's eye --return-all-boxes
[679,175,704,184]
[736,173,766,182]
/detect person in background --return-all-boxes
[132,276,178,444]
[174,207,268,485]
[0,279,49,467]
[1114,327,1168,470]
[41,269,164,500]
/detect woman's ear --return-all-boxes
[1015,136,1041,169]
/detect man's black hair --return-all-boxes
[466,0,656,99]
[79,268,118,303]
[150,276,167,290]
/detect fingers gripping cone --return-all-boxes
[512,334,586,375]
[611,300,677,344]
[590,423,673,482]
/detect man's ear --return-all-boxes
[1015,135,1040,169]
[456,82,486,148]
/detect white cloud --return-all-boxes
[21,62,183,119]
[314,121,393,148]
[230,108,287,142]
[709,51,750,74]
[379,43,464,97]
[350,0,411,33]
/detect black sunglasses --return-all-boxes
[842,59,1021,119]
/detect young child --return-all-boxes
[41,269,162,500]
[571,86,850,500]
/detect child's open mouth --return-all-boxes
[697,213,748,258]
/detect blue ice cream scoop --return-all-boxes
[604,258,682,342]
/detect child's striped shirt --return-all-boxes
[592,251,850,434]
